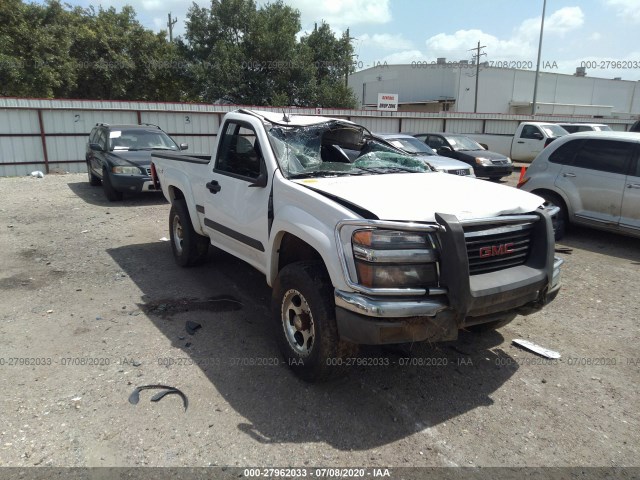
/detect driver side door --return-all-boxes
[202,120,271,273]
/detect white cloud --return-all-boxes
[357,33,413,51]
[423,7,584,62]
[589,32,602,41]
[605,0,640,23]
[380,49,427,64]
[279,0,391,29]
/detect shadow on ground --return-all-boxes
[558,225,640,263]
[67,181,167,207]
[108,241,519,451]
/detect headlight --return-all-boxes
[112,166,141,174]
[505,157,512,164]
[475,157,493,166]
[351,229,439,289]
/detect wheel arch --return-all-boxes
[268,226,343,291]
[530,187,572,217]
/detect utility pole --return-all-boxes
[469,41,486,113]
[167,12,177,42]
[532,0,547,115]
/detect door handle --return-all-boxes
[517,141,525,144]
[627,183,640,189]
[206,180,221,194]
[563,173,576,178]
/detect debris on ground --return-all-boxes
[185,321,202,335]
[512,339,561,359]
[30,171,44,178]
[128,384,188,411]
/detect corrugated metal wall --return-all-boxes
[0,98,637,176]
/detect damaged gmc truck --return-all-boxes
[151,110,563,381]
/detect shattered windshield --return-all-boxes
[266,121,432,179]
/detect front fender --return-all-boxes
[267,208,347,291]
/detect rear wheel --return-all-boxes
[169,199,209,267]
[102,169,123,201]
[87,162,101,186]
[272,261,357,382]
[537,191,568,240]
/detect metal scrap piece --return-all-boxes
[512,339,561,359]
[128,384,188,411]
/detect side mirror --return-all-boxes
[179,143,188,150]
[532,132,543,140]
[479,143,488,150]
[438,146,452,154]
[89,143,103,152]
[248,171,268,188]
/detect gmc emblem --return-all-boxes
[479,243,515,258]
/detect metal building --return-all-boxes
[349,62,640,117]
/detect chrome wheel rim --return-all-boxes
[172,214,184,255]
[281,289,315,357]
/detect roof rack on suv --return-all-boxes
[139,123,161,130]
[96,122,109,127]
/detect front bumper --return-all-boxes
[473,164,513,177]
[109,174,160,193]
[334,210,563,345]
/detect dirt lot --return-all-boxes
[0,172,638,473]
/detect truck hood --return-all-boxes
[293,173,542,222]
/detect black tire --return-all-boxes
[272,261,358,382]
[87,162,101,186]
[169,199,209,267]
[102,169,123,201]
[538,191,568,240]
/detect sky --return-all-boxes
[47,0,640,81]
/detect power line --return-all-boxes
[469,41,486,113]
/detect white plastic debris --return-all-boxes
[30,171,44,178]
[512,339,561,359]
[159,237,169,242]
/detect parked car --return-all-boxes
[86,123,187,201]
[629,120,640,133]
[414,133,512,180]
[518,131,640,239]
[556,123,612,133]
[374,134,475,177]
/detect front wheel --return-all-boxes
[102,169,123,201]
[169,199,209,267]
[272,262,357,382]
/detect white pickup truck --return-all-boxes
[468,122,568,162]
[151,109,563,381]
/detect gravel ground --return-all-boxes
[0,172,638,473]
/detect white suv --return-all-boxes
[518,132,640,239]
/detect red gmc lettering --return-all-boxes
[479,243,515,258]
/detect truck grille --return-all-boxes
[464,220,536,275]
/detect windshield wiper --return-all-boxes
[355,165,423,174]
[288,170,362,179]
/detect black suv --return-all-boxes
[86,123,187,201]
